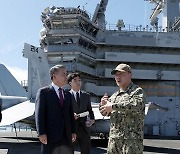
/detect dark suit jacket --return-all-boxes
[69,90,95,133]
[35,85,76,143]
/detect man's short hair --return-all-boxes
[67,72,80,84]
[49,64,66,80]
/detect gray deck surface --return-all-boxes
[0,131,180,154]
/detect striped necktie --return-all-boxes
[58,88,64,107]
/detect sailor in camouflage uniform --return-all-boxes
[99,63,146,154]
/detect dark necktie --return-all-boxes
[76,92,80,108]
[58,88,64,107]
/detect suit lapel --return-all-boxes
[49,85,59,100]
[63,90,68,108]
[79,91,84,110]
[71,91,76,103]
[70,90,79,112]
[49,85,63,108]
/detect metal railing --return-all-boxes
[106,23,180,33]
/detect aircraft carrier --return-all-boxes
[29,0,180,137]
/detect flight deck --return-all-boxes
[0,131,180,154]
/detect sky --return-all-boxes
[0,0,154,83]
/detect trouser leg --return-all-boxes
[107,138,143,154]
[78,126,91,154]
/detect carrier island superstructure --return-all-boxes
[37,0,180,136]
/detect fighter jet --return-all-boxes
[0,43,50,127]
[0,63,32,126]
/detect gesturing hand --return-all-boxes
[99,102,113,116]
[100,93,109,106]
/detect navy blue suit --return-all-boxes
[35,85,75,153]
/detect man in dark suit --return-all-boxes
[35,64,76,154]
[67,72,95,154]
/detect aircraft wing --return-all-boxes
[92,102,168,117]
[0,64,27,97]
[92,104,110,120]
[0,100,35,126]
[0,94,28,101]
[145,102,168,115]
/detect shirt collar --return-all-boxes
[52,82,61,92]
[119,82,133,93]
[71,89,80,96]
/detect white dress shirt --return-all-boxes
[51,82,64,99]
[70,89,80,101]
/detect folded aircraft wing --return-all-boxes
[145,102,168,115]
[92,103,110,120]
[0,95,28,101]
[0,64,27,97]
[0,100,35,126]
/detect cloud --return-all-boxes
[6,66,28,84]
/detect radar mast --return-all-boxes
[147,0,180,31]
[92,0,108,29]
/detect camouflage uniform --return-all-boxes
[107,82,145,154]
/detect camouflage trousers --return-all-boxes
[107,138,143,154]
